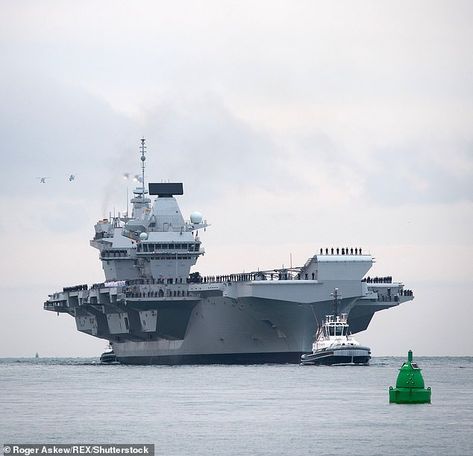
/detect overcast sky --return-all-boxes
[0,1,472,357]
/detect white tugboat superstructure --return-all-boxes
[300,289,371,365]
[44,139,414,364]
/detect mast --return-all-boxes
[331,288,340,317]
[140,137,146,199]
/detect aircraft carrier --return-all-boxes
[44,139,414,364]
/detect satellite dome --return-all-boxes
[139,232,148,241]
[190,211,203,224]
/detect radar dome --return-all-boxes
[190,211,203,224]
[139,232,148,241]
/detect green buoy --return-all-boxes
[389,350,431,404]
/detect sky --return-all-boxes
[0,0,472,357]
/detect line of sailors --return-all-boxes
[362,276,393,283]
[63,284,88,292]
[199,271,300,283]
[319,247,363,255]
[200,273,264,283]
[399,289,413,296]
[377,291,413,301]
[67,274,413,293]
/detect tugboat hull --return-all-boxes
[300,346,371,366]
[100,350,118,364]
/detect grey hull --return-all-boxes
[110,296,384,365]
[118,351,304,365]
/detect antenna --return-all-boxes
[140,137,146,199]
[331,288,340,317]
[126,187,129,218]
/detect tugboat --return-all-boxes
[100,346,118,364]
[301,289,371,365]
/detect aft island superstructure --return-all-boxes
[44,139,414,364]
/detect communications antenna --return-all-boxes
[140,137,146,199]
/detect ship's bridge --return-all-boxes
[136,232,202,255]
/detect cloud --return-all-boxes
[138,94,309,205]
[364,141,473,205]
[0,71,138,195]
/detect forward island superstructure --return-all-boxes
[44,139,414,364]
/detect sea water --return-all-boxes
[1,357,472,456]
